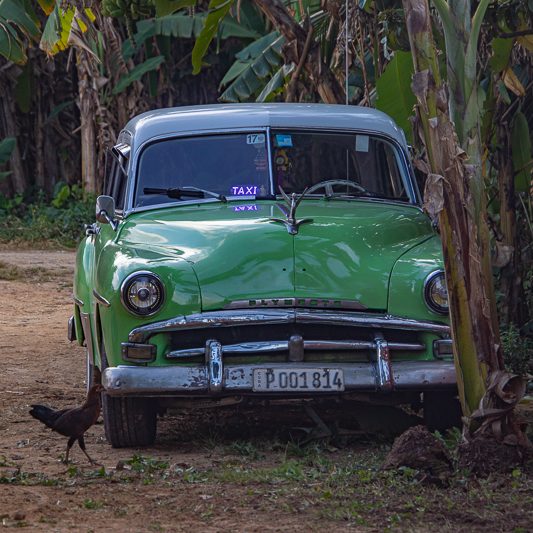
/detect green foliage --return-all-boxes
[511,111,532,192]
[101,0,152,20]
[192,0,234,74]
[256,63,294,102]
[122,11,260,61]
[375,51,416,143]
[490,37,514,72]
[153,0,195,17]
[83,498,103,510]
[124,454,169,473]
[219,31,284,102]
[0,136,16,181]
[0,137,15,164]
[0,0,40,63]
[112,55,165,94]
[0,185,95,247]
[501,323,533,376]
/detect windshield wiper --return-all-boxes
[144,186,226,202]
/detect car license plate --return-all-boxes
[253,368,344,392]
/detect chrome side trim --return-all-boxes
[102,360,457,396]
[80,312,95,362]
[166,339,425,359]
[93,290,111,308]
[68,316,76,342]
[129,309,450,343]
[73,295,84,307]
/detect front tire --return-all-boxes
[102,395,157,448]
[100,348,157,447]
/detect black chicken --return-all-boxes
[29,384,103,464]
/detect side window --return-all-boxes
[111,162,127,211]
[105,146,129,211]
[104,151,117,197]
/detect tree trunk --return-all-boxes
[401,0,527,443]
[76,49,97,194]
[0,90,26,194]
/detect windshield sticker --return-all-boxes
[233,204,259,212]
[356,135,369,153]
[230,185,266,196]
[254,151,268,171]
[274,134,293,147]
[246,133,266,145]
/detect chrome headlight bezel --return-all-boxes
[120,271,165,317]
[424,270,449,315]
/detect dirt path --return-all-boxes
[0,249,531,532]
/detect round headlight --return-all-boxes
[121,271,164,316]
[424,270,449,315]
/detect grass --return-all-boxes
[83,499,104,510]
[1,446,531,530]
[0,261,61,282]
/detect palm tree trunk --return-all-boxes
[402,0,500,417]
[0,88,26,194]
[76,49,97,194]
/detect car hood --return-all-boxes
[119,200,433,311]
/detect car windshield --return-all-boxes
[135,132,271,208]
[270,130,408,200]
[134,130,410,208]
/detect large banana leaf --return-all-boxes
[218,10,329,103]
[219,31,284,102]
[375,50,415,143]
[112,55,165,94]
[40,2,95,56]
[256,63,294,102]
[154,0,196,17]
[0,0,40,63]
[123,12,260,60]
[192,0,234,74]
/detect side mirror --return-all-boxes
[96,195,118,230]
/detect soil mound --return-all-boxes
[458,436,532,477]
[382,425,452,484]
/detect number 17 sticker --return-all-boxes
[246,133,265,145]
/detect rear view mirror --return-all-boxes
[96,195,117,230]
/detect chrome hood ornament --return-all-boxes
[269,187,313,235]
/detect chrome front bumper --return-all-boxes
[104,309,454,396]
[102,360,456,396]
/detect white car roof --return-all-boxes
[121,103,408,152]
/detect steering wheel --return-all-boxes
[306,179,367,197]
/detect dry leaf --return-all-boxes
[502,68,525,97]
[517,35,533,54]
[423,173,445,219]
[492,242,514,268]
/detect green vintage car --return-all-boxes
[70,103,457,447]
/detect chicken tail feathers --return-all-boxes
[29,404,63,429]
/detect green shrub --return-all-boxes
[501,323,533,376]
[0,184,95,248]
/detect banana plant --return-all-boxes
[0,0,41,63]
[218,4,339,102]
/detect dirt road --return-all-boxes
[0,249,531,532]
